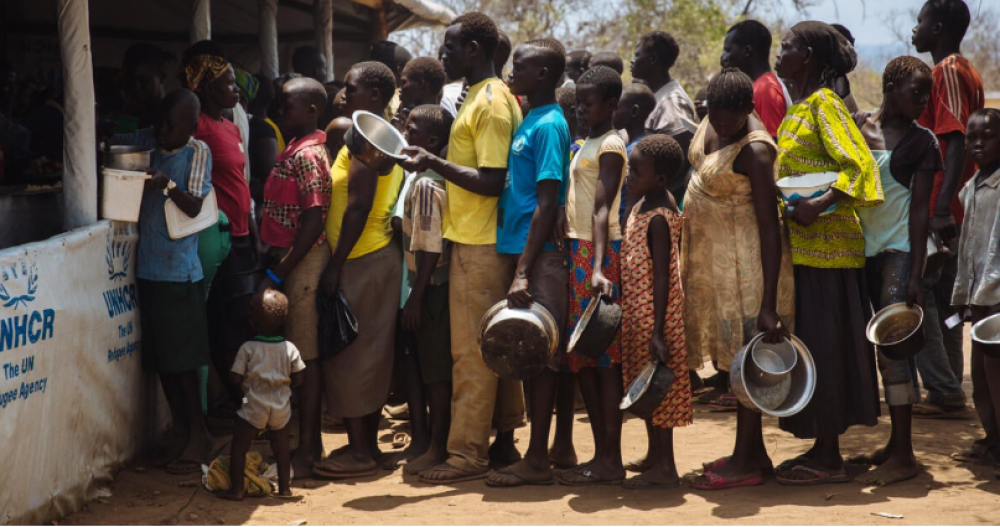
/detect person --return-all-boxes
[612,83,656,228]
[951,108,1000,481]
[619,134,689,489]
[439,45,464,118]
[118,89,214,475]
[564,50,592,88]
[182,45,260,408]
[911,0,984,430]
[400,11,525,484]
[258,77,333,479]
[848,56,941,486]
[217,289,305,501]
[558,65,626,486]
[389,105,455,473]
[312,61,404,479]
[629,31,697,204]
[319,80,345,130]
[720,19,789,138]
[247,73,278,214]
[372,40,413,121]
[495,31,513,80]
[394,57,448,128]
[676,69,794,490]
[292,46,327,82]
[771,21,882,485]
[121,42,174,132]
[485,38,571,488]
[590,51,624,75]
[324,116,352,159]
[557,86,586,156]
[693,87,708,122]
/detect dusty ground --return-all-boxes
[63,343,1000,526]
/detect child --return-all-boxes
[590,51,624,75]
[564,50,592,87]
[557,87,585,158]
[393,57,447,129]
[612,83,656,228]
[486,38,571,488]
[258,76,333,479]
[117,89,214,475]
[218,289,305,500]
[850,56,941,486]
[558,65,627,486]
[620,134,690,489]
[951,108,1000,479]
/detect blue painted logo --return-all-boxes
[0,259,38,310]
[106,227,132,282]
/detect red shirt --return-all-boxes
[196,113,251,236]
[917,55,984,223]
[261,131,332,248]
[753,72,787,139]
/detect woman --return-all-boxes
[683,69,795,490]
[181,43,260,406]
[771,21,882,485]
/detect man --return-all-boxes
[371,41,413,121]
[400,11,525,484]
[720,19,789,138]
[630,31,697,204]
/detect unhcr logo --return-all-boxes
[106,227,132,282]
[0,258,55,353]
[0,259,38,310]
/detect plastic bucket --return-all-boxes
[101,168,149,222]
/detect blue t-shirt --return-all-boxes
[497,104,571,255]
[113,129,213,282]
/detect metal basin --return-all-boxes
[345,110,408,174]
[971,313,1000,359]
[730,334,816,417]
[479,300,559,380]
[566,294,621,359]
[620,361,675,419]
[105,145,152,171]
[866,302,925,360]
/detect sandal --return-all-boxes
[703,455,774,475]
[691,469,764,491]
[775,463,849,486]
[312,457,378,479]
[485,464,555,488]
[418,463,488,485]
[708,393,738,412]
[558,468,624,486]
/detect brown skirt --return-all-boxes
[322,242,401,418]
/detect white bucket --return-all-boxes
[102,168,149,222]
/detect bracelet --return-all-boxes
[266,268,283,286]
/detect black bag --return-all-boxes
[316,288,359,359]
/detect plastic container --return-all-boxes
[101,168,149,222]
[776,172,839,216]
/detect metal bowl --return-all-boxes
[866,302,925,361]
[746,339,797,387]
[104,145,152,171]
[566,294,621,359]
[730,334,816,417]
[620,361,675,419]
[345,110,408,174]
[971,313,1000,359]
[479,300,559,380]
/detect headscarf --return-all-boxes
[182,54,231,93]
[790,21,857,87]
[234,67,260,103]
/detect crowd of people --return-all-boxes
[115,0,997,500]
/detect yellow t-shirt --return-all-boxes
[265,117,286,153]
[326,146,404,259]
[565,130,627,242]
[444,78,523,245]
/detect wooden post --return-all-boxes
[259,0,279,79]
[370,4,388,42]
[315,0,334,82]
[57,0,97,228]
[191,0,211,43]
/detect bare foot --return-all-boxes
[382,442,430,470]
[485,459,555,487]
[403,448,447,476]
[291,448,323,479]
[856,455,920,486]
[849,444,891,467]
[559,459,625,486]
[548,442,578,469]
[625,456,654,473]
[488,438,522,469]
[624,468,680,490]
[216,489,244,501]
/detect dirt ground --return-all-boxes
[63,341,1000,526]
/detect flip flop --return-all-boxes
[623,474,682,491]
[270,494,305,501]
[691,469,764,491]
[558,468,624,486]
[165,459,203,475]
[485,467,555,488]
[775,455,811,472]
[312,458,378,479]
[775,463,849,486]
[418,464,488,485]
[703,455,774,475]
[708,394,738,412]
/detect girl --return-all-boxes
[558,66,627,486]
[684,69,794,490]
[620,134,691,489]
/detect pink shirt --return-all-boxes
[196,113,251,236]
[261,131,332,248]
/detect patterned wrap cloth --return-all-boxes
[183,55,231,93]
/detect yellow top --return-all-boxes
[265,117,286,153]
[443,78,523,245]
[566,129,627,242]
[326,146,404,259]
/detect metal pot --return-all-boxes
[479,300,559,380]
[620,361,675,420]
[746,339,797,388]
[344,110,408,174]
[971,313,1000,359]
[866,302,925,361]
[566,294,621,359]
[730,334,816,417]
[104,145,152,171]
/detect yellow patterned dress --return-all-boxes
[621,204,692,429]
[682,122,795,371]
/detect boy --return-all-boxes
[720,19,790,138]
[118,89,214,475]
[218,289,305,500]
[400,11,525,484]
[851,56,942,486]
[393,57,448,128]
[630,31,697,204]
[258,76,332,479]
[911,0,984,430]
[557,86,586,157]
[485,38,572,488]
[613,83,656,227]
[590,51,624,75]
[564,50,592,88]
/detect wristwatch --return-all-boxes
[163,180,177,197]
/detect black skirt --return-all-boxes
[779,266,880,439]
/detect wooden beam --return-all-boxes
[6,22,369,45]
[349,0,383,10]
